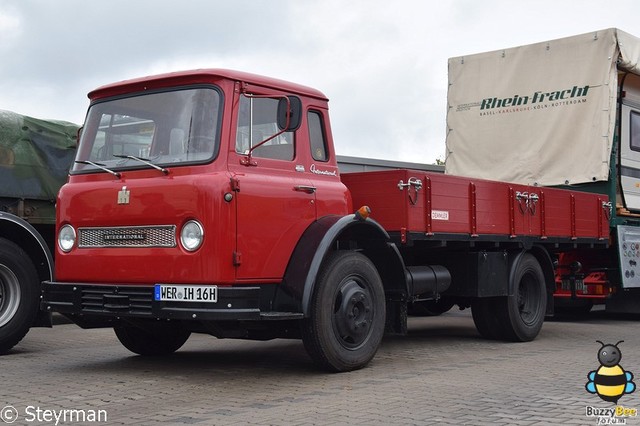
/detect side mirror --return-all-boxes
[277,96,302,131]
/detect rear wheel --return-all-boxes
[473,253,546,342]
[500,254,546,341]
[302,251,386,372]
[114,322,191,356]
[471,297,502,340]
[0,238,40,354]
[495,254,546,341]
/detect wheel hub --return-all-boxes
[518,272,541,326]
[0,264,21,328]
[333,278,374,349]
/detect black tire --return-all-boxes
[471,297,503,340]
[302,251,386,372]
[408,299,454,316]
[496,253,547,342]
[114,322,191,356]
[0,238,40,354]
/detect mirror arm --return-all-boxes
[239,89,292,167]
[240,128,289,167]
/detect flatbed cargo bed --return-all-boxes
[342,169,610,247]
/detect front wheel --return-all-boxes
[114,322,191,356]
[0,238,40,354]
[302,251,386,372]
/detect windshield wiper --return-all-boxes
[113,154,169,175]
[75,160,121,178]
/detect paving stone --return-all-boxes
[2,310,639,424]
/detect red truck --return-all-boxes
[41,65,610,372]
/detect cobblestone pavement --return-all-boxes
[2,309,640,425]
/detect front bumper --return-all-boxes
[42,281,302,325]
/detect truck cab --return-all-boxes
[55,70,348,287]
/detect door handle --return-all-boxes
[294,185,316,194]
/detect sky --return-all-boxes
[1,0,639,164]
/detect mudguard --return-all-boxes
[276,214,405,316]
[0,213,55,326]
[0,212,54,281]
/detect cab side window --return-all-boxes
[236,95,294,161]
[631,111,640,152]
[308,110,328,162]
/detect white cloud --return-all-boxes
[1,0,640,163]
[0,6,22,47]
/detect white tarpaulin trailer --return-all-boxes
[445,28,640,187]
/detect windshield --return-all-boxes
[72,86,221,173]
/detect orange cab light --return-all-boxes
[355,205,371,221]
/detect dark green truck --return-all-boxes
[0,109,77,352]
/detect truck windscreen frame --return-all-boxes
[72,85,222,174]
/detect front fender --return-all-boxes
[275,214,399,316]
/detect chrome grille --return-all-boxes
[78,225,177,248]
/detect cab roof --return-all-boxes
[88,69,328,102]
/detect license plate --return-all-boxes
[561,279,585,292]
[154,284,218,303]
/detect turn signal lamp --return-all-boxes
[355,205,371,221]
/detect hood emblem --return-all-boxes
[117,186,130,205]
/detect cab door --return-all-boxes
[228,91,316,281]
[620,73,640,212]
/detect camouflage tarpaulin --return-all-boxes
[0,109,78,201]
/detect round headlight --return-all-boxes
[58,224,76,252]
[180,220,204,251]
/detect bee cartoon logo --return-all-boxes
[586,340,636,403]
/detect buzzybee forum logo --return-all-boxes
[585,341,637,424]
[586,341,636,403]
